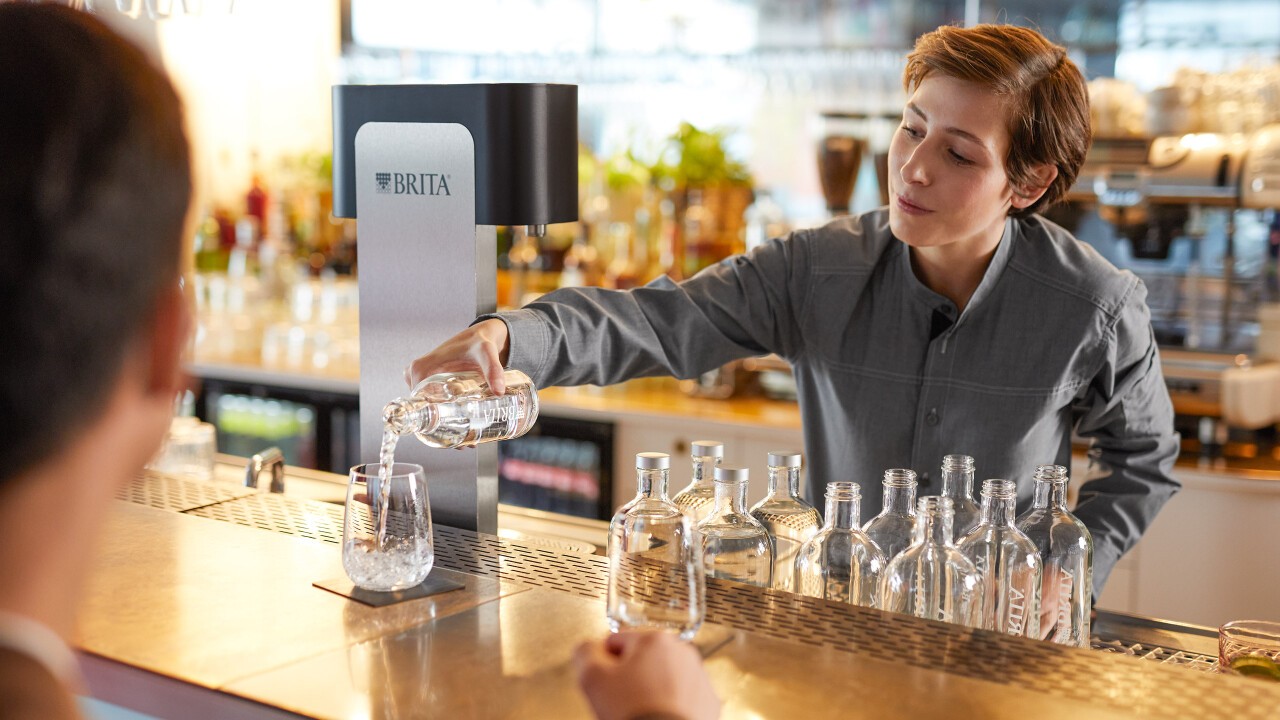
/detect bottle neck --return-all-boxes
[385,396,437,436]
[767,465,801,499]
[1033,479,1068,510]
[691,456,718,488]
[824,494,860,530]
[713,480,748,514]
[980,493,1016,527]
[883,482,916,515]
[636,467,670,501]
[914,503,954,546]
[941,467,974,502]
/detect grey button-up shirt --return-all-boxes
[495,208,1181,596]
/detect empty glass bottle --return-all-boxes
[607,452,705,640]
[880,496,984,627]
[697,465,773,588]
[940,454,981,541]
[862,469,918,562]
[1016,465,1093,648]
[750,451,822,592]
[383,369,538,449]
[958,479,1042,638]
[795,482,885,607]
[671,440,724,524]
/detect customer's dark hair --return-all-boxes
[0,4,191,483]
[904,24,1091,218]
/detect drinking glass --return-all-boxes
[1219,620,1280,681]
[343,463,434,592]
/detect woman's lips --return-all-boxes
[895,194,932,215]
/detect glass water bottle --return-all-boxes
[862,469,918,562]
[750,451,822,592]
[880,496,984,627]
[940,454,981,541]
[382,369,538,449]
[671,440,724,524]
[697,465,773,588]
[795,482,885,607]
[607,452,705,639]
[1016,465,1093,648]
[957,479,1042,638]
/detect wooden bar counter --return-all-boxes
[79,472,1280,719]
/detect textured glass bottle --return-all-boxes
[671,440,724,524]
[940,454,981,541]
[862,469,918,562]
[750,451,822,592]
[881,497,984,627]
[958,480,1042,638]
[697,465,773,588]
[795,482,885,607]
[1016,465,1094,647]
[607,452,705,639]
[383,369,538,449]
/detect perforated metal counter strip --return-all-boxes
[122,474,1280,718]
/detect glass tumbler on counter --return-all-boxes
[795,482,885,607]
[880,496,984,627]
[958,480,1042,638]
[671,440,724,524]
[1016,465,1093,648]
[698,465,774,588]
[863,468,919,562]
[750,451,822,593]
[940,454,981,541]
[1219,620,1280,680]
[607,452,705,640]
[342,463,434,592]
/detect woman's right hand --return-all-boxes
[404,318,511,393]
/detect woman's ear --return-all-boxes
[1010,163,1059,210]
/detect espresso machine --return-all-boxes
[331,83,577,532]
[1062,125,1280,444]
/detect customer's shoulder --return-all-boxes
[791,207,895,272]
[1009,214,1141,314]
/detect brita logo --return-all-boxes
[374,172,452,196]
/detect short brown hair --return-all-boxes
[903,24,1091,218]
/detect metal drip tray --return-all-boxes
[116,473,1266,718]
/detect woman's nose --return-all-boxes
[900,147,930,186]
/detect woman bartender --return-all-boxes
[407,23,1180,604]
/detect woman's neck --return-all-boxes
[908,218,1006,312]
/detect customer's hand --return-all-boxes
[574,631,720,720]
[404,319,510,392]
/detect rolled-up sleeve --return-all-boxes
[485,233,812,389]
[1072,277,1181,599]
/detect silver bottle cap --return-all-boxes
[691,440,724,458]
[713,464,749,484]
[767,451,802,468]
[635,452,670,470]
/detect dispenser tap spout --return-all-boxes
[526,224,546,239]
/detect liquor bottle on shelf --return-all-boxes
[1016,465,1093,647]
[795,481,885,607]
[940,454,981,541]
[607,452,704,639]
[880,496,984,627]
[862,468,918,562]
[958,479,1042,637]
[671,440,724,524]
[697,465,773,588]
[749,451,821,593]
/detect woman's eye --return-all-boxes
[901,124,922,139]
[949,150,973,166]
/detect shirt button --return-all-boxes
[925,408,940,426]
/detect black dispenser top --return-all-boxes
[332,83,578,225]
